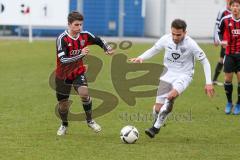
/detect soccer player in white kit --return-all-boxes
[130,19,214,138]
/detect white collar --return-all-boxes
[65,30,80,40]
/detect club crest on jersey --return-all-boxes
[80,40,85,46]
[180,47,186,53]
[68,43,72,47]
[172,53,180,60]
[229,23,232,27]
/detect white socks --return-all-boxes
[153,99,171,129]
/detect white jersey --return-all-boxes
[139,34,206,77]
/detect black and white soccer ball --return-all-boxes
[120,125,139,144]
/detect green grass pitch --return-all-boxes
[0,40,239,160]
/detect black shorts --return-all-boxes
[55,74,88,101]
[220,46,225,58]
[224,54,240,73]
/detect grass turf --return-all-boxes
[0,40,239,160]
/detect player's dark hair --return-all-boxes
[68,11,84,24]
[171,19,187,32]
[230,0,240,5]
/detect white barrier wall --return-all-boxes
[144,0,162,37]
[145,0,226,38]
[0,0,69,27]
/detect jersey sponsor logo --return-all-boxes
[172,53,180,60]
[231,29,240,35]
[70,49,81,56]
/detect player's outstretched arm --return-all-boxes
[81,31,114,55]
[98,37,114,55]
[129,45,161,63]
[200,58,215,98]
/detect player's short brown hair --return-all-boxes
[171,19,187,32]
[230,0,240,5]
[68,11,84,24]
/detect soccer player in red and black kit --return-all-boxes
[217,0,240,115]
[55,11,113,135]
[213,0,231,86]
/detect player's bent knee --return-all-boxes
[168,89,179,100]
[224,75,233,82]
[77,86,89,99]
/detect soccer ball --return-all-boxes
[120,125,139,144]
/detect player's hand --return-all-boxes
[214,41,220,46]
[106,49,114,55]
[83,65,88,73]
[81,47,89,56]
[205,84,214,98]
[128,57,144,63]
[220,41,228,48]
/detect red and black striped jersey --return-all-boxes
[214,7,231,42]
[55,30,111,80]
[218,14,240,55]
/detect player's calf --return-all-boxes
[56,99,71,136]
[58,99,71,127]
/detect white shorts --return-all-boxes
[156,72,192,104]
